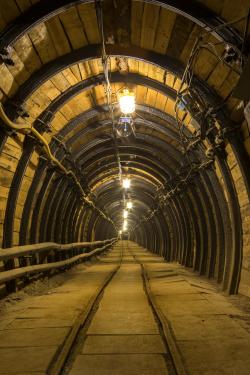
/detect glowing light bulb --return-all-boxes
[123,210,128,219]
[116,116,134,137]
[122,178,130,189]
[127,201,133,210]
[119,89,135,114]
[124,219,128,226]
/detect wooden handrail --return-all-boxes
[0,238,117,261]
[0,240,117,285]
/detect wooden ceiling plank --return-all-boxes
[46,16,71,56]
[58,103,75,122]
[0,0,20,25]
[77,3,100,44]
[59,6,88,50]
[164,98,175,117]
[0,152,21,174]
[40,80,61,101]
[89,59,102,76]
[194,35,224,81]
[141,3,160,50]
[78,63,88,80]
[15,0,32,13]
[131,1,144,45]
[24,99,42,119]
[173,77,182,91]
[112,0,131,46]
[28,23,58,64]
[0,166,14,189]
[30,150,39,167]
[51,72,71,92]
[221,0,250,34]
[147,64,165,84]
[167,15,194,60]
[183,112,192,127]
[28,90,52,118]
[145,88,157,108]
[154,92,168,112]
[128,58,139,74]
[93,85,105,105]
[0,63,19,97]
[5,48,30,86]
[4,136,23,153]
[112,82,123,102]
[79,61,92,80]
[62,67,80,86]
[51,111,68,132]
[154,8,176,54]
[138,60,149,77]
[136,85,147,104]
[111,57,118,73]
[179,24,201,64]
[0,185,9,200]
[218,70,240,99]
[194,53,219,82]
[109,56,116,72]
[70,64,82,82]
[71,92,92,116]
[165,72,175,88]
[13,34,42,74]
[207,62,231,92]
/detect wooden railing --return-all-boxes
[0,238,117,289]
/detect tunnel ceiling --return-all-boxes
[0,0,250,295]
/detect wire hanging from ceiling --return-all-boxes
[95,0,123,182]
[131,12,250,235]
[0,104,115,226]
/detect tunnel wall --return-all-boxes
[226,143,250,296]
[0,0,250,298]
[131,138,250,296]
[1,103,250,296]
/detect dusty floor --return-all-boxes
[0,241,250,374]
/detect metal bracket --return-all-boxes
[0,47,14,66]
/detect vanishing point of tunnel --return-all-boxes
[0,0,250,374]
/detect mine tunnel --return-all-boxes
[0,0,250,374]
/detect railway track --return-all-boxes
[48,241,187,375]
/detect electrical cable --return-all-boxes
[0,103,115,225]
[95,0,122,182]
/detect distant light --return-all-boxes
[119,230,122,235]
[122,178,130,189]
[119,89,135,115]
[124,219,127,226]
[123,210,128,219]
[127,201,133,210]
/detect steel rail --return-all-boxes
[48,240,123,375]
[129,244,187,375]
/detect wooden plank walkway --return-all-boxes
[0,241,250,374]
